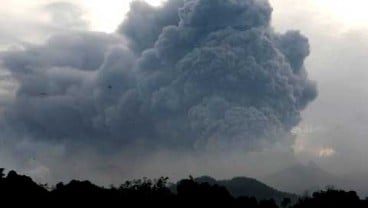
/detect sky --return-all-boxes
[0,0,368,195]
[272,0,368,165]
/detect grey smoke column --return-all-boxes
[0,0,317,152]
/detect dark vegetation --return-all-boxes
[0,168,367,207]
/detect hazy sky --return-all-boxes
[272,0,368,171]
[1,0,368,194]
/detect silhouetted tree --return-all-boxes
[293,189,361,208]
[235,196,258,208]
[0,168,4,179]
[0,168,367,208]
[176,177,233,207]
[259,199,278,208]
[281,197,291,208]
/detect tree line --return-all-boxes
[0,168,367,207]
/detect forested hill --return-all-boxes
[194,176,298,202]
[0,168,367,208]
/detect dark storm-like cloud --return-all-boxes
[118,0,185,53]
[0,0,317,152]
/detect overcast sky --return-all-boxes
[1,0,368,193]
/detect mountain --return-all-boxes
[263,162,344,195]
[193,176,298,203]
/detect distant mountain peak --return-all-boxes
[263,162,343,195]
[191,175,297,203]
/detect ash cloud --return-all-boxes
[118,0,184,53]
[0,0,316,155]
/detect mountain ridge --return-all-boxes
[191,175,298,202]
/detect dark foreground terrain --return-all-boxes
[0,168,367,207]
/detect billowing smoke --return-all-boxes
[0,0,316,155]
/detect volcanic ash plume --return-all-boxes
[0,0,317,153]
